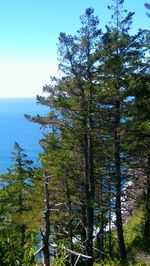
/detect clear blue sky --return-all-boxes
[0,0,149,98]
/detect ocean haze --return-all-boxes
[0,98,49,173]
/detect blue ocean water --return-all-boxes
[0,98,49,173]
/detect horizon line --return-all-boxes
[0,96,38,99]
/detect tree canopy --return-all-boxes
[0,1,150,265]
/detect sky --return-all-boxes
[0,0,149,98]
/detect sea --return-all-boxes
[0,98,49,173]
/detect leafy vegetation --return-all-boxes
[0,0,150,265]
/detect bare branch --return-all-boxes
[34,245,44,257]
[63,246,92,259]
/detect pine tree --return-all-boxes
[126,72,150,238]
[26,8,104,265]
[145,2,150,17]
[25,1,149,264]
[96,0,146,263]
[0,142,35,265]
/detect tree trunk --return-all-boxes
[81,204,87,245]
[20,224,25,265]
[42,170,50,266]
[115,102,126,264]
[100,213,104,259]
[66,181,74,266]
[85,205,94,266]
[108,174,112,258]
[84,130,94,266]
[97,176,104,261]
[19,189,25,264]
[108,211,112,258]
[144,155,150,238]
[97,211,104,260]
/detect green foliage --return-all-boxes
[110,208,150,265]
[124,209,144,251]
[0,1,149,265]
[93,260,116,266]
[24,247,35,266]
[52,257,68,266]
[0,143,36,265]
